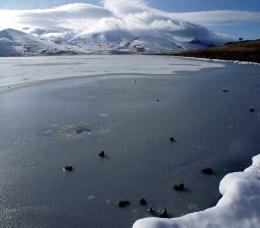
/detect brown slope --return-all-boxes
[175,39,260,63]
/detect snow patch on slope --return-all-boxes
[133,154,260,228]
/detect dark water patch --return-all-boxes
[76,127,91,134]
[38,123,93,138]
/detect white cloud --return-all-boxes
[0,3,114,31]
[0,0,258,39]
[172,10,260,25]
[103,0,149,16]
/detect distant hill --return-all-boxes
[175,39,260,63]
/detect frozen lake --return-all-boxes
[0,56,259,228]
[0,55,223,90]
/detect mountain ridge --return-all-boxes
[0,27,228,57]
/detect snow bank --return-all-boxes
[180,56,260,66]
[133,154,260,228]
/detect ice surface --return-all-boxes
[133,154,260,228]
[0,55,224,90]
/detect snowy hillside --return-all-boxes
[0,29,82,56]
[0,0,231,56]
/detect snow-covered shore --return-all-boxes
[179,56,260,66]
[133,154,260,228]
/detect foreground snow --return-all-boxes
[133,154,260,228]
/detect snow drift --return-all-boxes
[133,154,260,228]
[0,0,229,56]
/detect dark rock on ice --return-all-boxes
[170,137,175,143]
[159,208,169,218]
[174,183,184,191]
[147,207,154,213]
[99,151,105,158]
[117,200,130,208]
[63,166,73,172]
[139,198,147,205]
[201,168,214,175]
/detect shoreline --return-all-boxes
[0,54,260,65]
[177,56,260,66]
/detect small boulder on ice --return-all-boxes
[174,183,185,191]
[63,165,73,172]
[159,208,169,218]
[99,151,105,158]
[147,207,155,214]
[139,198,147,206]
[117,200,130,208]
[170,137,175,143]
[201,168,214,175]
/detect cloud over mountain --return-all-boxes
[1,1,259,32]
[0,0,215,34]
[0,0,242,56]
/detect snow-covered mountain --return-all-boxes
[0,29,83,56]
[65,27,221,54]
[0,1,231,56]
[0,27,228,56]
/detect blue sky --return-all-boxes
[0,0,259,39]
[1,0,260,12]
[152,0,260,12]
